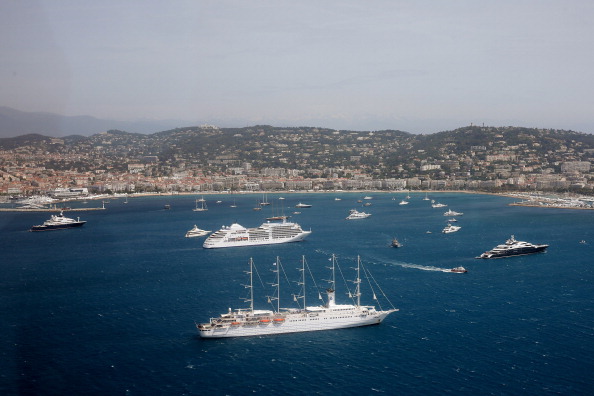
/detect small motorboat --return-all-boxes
[391,238,402,248]
[450,267,467,273]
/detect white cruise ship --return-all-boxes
[203,219,311,248]
[196,255,398,338]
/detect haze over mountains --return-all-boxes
[0,107,195,138]
[1,106,593,139]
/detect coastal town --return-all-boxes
[1,125,593,209]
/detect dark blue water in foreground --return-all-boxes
[1,193,593,395]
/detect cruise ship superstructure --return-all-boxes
[203,219,311,248]
[196,255,398,338]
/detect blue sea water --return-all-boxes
[1,192,593,395]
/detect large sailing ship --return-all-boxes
[202,219,311,248]
[196,255,398,338]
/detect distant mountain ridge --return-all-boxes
[0,107,191,138]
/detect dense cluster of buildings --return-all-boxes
[1,125,593,197]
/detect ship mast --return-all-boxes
[243,258,254,314]
[269,256,281,313]
[295,255,306,309]
[355,255,362,306]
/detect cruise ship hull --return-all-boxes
[198,310,395,338]
[203,233,310,248]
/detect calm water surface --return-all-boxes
[1,193,593,395]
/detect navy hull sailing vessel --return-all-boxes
[196,255,398,338]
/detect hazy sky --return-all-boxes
[2,0,594,133]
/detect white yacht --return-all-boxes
[399,200,409,205]
[196,255,398,338]
[295,202,312,208]
[443,209,463,216]
[203,219,311,248]
[185,225,211,238]
[442,223,461,233]
[345,209,371,220]
[431,200,447,208]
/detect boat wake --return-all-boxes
[397,262,452,272]
[369,256,459,273]
[315,250,461,274]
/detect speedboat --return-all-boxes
[391,238,402,248]
[449,267,467,273]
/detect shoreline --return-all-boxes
[2,190,592,211]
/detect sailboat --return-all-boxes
[266,200,290,221]
[196,255,398,338]
[193,196,208,211]
[259,193,271,206]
